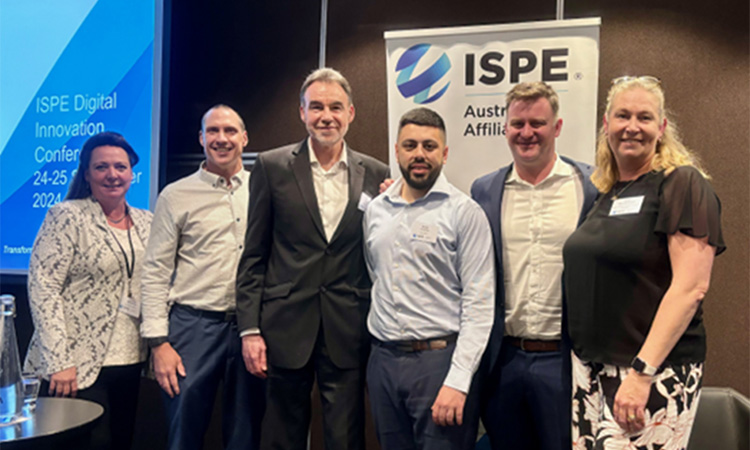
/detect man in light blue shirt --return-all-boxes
[363,107,495,450]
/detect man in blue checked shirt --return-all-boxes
[363,107,495,450]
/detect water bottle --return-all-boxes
[0,294,23,424]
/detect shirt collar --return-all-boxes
[384,172,451,205]
[198,161,247,189]
[308,138,348,170]
[507,154,573,185]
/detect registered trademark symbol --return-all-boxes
[574,72,583,80]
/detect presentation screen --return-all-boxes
[1,0,162,274]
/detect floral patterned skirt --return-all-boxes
[571,351,702,450]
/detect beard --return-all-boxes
[399,161,442,192]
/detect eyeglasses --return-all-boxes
[611,75,661,86]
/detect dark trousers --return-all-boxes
[261,327,365,450]
[367,341,481,450]
[165,304,266,450]
[41,362,142,450]
[481,342,570,450]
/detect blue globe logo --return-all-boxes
[395,44,451,104]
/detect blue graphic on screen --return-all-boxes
[0,0,156,272]
[395,43,451,104]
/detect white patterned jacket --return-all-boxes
[23,197,152,389]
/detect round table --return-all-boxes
[0,397,103,449]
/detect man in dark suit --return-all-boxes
[236,68,389,450]
[471,82,598,449]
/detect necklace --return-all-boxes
[107,206,129,224]
[611,179,637,200]
[108,213,128,224]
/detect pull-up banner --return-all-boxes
[385,18,601,194]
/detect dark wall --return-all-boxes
[160,6,749,448]
[162,0,321,183]
[162,0,748,397]
[2,1,746,449]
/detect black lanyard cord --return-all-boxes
[109,207,135,281]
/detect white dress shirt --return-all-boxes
[141,164,250,338]
[501,155,583,340]
[308,138,349,242]
[364,173,495,393]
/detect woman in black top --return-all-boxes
[563,76,724,449]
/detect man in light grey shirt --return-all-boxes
[141,104,264,450]
[364,107,494,450]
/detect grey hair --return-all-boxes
[299,68,353,106]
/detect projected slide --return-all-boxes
[1,0,159,273]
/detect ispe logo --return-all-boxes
[395,44,451,104]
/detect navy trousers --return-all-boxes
[367,341,481,450]
[165,304,265,450]
[481,342,570,450]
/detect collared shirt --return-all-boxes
[141,163,250,338]
[501,155,583,340]
[308,138,349,242]
[364,173,495,393]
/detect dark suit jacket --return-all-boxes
[236,140,389,370]
[470,155,598,380]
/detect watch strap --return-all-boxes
[631,356,658,376]
[147,336,169,349]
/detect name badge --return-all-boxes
[119,292,141,318]
[358,192,372,211]
[610,195,645,216]
[410,222,438,243]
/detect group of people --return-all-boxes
[24,67,723,450]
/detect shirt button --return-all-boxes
[236,218,240,222]
[239,245,243,250]
[319,286,327,293]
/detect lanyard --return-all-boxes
[108,207,135,296]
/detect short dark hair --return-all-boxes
[201,104,246,132]
[66,132,139,200]
[398,107,446,136]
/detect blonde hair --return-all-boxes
[591,78,707,192]
[505,81,559,117]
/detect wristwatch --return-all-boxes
[146,336,169,349]
[631,356,658,376]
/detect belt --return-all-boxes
[375,333,458,353]
[174,304,237,323]
[506,337,560,352]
